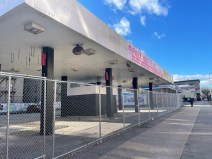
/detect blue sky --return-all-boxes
[78,0,212,87]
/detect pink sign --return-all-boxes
[128,44,164,78]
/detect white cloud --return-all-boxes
[173,74,211,87]
[154,31,165,39]
[104,0,127,10]
[113,17,131,36]
[140,15,146,26]
[129,0,168,16]
[127,39,133,44]
[103,0,169,28]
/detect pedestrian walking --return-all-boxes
[190,98,194,107]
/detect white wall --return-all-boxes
[67,85,118,96]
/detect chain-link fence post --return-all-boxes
[6,76,11,159]
[169,93,171,112]
[178,94,180,108]
[169,94,171,112]
[173,94,174,110]
[176,93,179,108]
[98,85,102,138]
[171,94,172,112]
[161,93,164,115]
[43,78,47,157]
[52,80,57,158]
[173,94,175,110]
[172,94,174,110]
[138,89,141,126]
[168,94,170,112]
[148,91,151,120]
[169,94,171,111]
[156,92,158,117]
[122,90,125,130]
[166,93,169,113]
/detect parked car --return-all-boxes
[26,104,41,113]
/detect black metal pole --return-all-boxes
[105,68,114,117]
[40,47,54,135]
[133,78,139,112]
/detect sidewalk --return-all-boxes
[74,101,212,159]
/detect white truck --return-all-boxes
[181,88,196,102]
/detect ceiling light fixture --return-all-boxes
[156,79,160,83]
[109,60,118,65]
[126,61,132,68]
[24,22,44,34]
[139,73,145,76]
[128,67,135,72]
[84,48,96,56]
[72,67,80,71]
[149,77,154,80]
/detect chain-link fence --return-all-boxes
[0,72,183,159]
[0,73,46,159]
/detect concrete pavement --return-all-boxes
[181,102,212,159]
[74,101,212,159]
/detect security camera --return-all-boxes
[72,44,84,55]
[126,61,132,68]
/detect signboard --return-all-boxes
[128,44,173,82]
[0,102,61,114]
[0,103,42,113]
[123,92,147,106]
[67,84,118,96]
[0,103,28,113]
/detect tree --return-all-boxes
[202,88,210,96]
